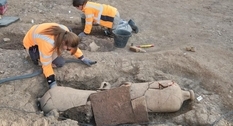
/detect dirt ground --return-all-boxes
[0,0,233,126]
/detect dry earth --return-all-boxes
[0,0,233,126]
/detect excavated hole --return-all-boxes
[0,22,203,125]
[0,23,115,52]
[64,23,116,52]
[58,76,106,90]
[54,58,212,124]
[0,33,24,50]
[57,72,194,125]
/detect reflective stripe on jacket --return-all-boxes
[23,23,83,78]
[82,2,117,34]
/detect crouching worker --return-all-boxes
[23,23,97,88]
[72,0,139,38]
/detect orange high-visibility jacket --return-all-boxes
[23,23,83,78]
[82,2,117,34]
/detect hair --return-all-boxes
[40,26,80,55]
[73,0,88,7]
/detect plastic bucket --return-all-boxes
[112,29,132,48]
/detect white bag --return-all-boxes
[116,20,132,33]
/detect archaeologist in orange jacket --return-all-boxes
[23,23,97,88]
[72,0,139,37]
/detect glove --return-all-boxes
[78,32,87,38]
[81,57,97,66]
[47,74,57,89]
[49,81,57,89]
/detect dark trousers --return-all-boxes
[27,45,65,67]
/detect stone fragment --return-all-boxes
[89,41,100,52]
[3,38,10,42]
[90,86,135,126]
[131,96,148,123]
[186,46,196,52]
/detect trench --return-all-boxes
[57,69,196,125]
[0,23,114,51]
[0,24,224,125]
[0,33,24,50]
[0,31,212,125]
[55,55,230,125]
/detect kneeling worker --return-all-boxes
[72,0,139,37]
[23,23,96,88]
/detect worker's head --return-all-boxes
[40,26,80,55]
[73,0,88,10]
[61,31,80,55]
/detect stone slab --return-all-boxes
[0,16,19,27]
[131,96,149,123]
[90,86,135,126]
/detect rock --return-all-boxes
[46,109,59,118]
[184,110,198,124]
[173,114,185,124]
[89,41,100,52]
[186,46,196,52]
[32,118,49,126]
[197,113,208,125]
[208,114,218,124]
[3,38,10,42]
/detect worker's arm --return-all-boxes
[73,48,97,66]
[37,41,56,88]
[83,9,94,34]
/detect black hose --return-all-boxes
[0,59,84,84]
[0,69,43,84]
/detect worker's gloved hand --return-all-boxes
[47,75,57,89]
[81,57,97,66]
[49,81,57,89]
[78,32,87,38]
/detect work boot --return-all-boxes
[128,19,139,33]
